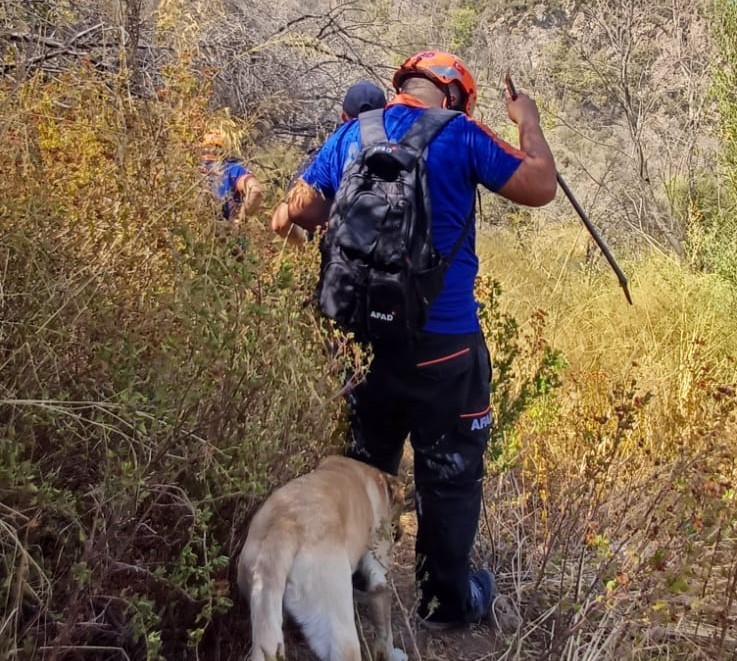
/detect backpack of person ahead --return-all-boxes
[316,107,473,343]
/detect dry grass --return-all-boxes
[467,224,737,660]
[479,223,737,378]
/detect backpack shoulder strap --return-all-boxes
[443,197,476,266]
[358,108,388,147]
[400,108,460,153]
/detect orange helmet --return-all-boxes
[392,50,477,116]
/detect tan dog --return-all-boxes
[237,455,407,661]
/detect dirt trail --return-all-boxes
[382,511,507,661]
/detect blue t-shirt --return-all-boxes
[301,99,524,334]
[201,159,252,220]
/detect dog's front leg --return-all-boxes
[367,587,407,661]
[359,547,408,661]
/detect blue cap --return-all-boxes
[342,80,387,118]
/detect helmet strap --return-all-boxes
[443,82,466,112]
[441,85,453,109]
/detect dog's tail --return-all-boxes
[237,532,299,661]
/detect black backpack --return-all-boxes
[317,107,473,343]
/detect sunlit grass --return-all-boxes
[479,222,737,398]
[477,223,737,660]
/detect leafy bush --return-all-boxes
[0,65,349,660]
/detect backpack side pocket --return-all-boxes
[365,269,412,341]
[318,253,368,336]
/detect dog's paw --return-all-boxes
[388,648,408,661]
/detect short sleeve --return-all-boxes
[468,120,524,192]
[225,161,251,189]
[300,122,357,199]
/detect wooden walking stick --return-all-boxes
[505,73,633,305]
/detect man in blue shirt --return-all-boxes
[199,130,264,224]
[287,51,557,629]
[270,80,387,246]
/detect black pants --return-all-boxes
[346,331,491,622]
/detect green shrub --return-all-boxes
[0,64,348,660]
[686,0,737,284]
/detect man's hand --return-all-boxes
[497,83,557,207]
[239,175,264,215]
[505,92,541,129]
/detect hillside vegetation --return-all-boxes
[1,0,736,659]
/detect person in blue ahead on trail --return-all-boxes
[199,130,264,225]
[287,51,557,630]
[269,80,386,246]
